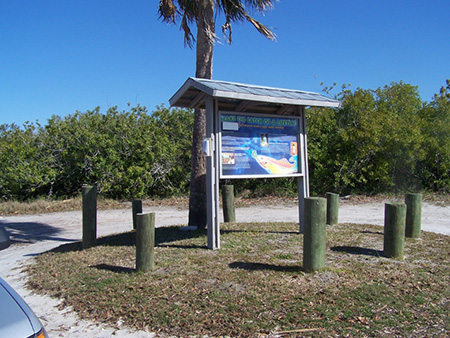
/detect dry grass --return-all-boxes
[2,192,449,217]
[0,197,128,216]
[26,222,450,337]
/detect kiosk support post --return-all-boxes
[206,97,220,250]
[298,107,309,234]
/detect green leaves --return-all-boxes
[307,81,448,195]
[417,80,450,192]
[1,79,449,201]
[0,105,194,200]
[0,122,55,200]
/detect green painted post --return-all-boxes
[405,193,422,238]
[383,203,406,259]
[82,185,97,249]
[132,199,143,230]
[326,192,339,225]
[303,197,327,272]
[222,185,236,223]
[136,212,155,272]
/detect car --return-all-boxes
[0,276,48,338]
[0,226,10,250]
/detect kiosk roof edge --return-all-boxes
[169,77,341,110]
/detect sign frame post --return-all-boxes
[206,97,220,249]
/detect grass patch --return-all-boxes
[0,196,128,216]
[2,193,449,217]
[26,222,449,337]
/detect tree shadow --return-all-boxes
[330,246,383,257]
[159,243,206,249]
[49,241,83,253]
[360,230,383,236]
[156,227,207,247]
[229,261,300,273]
[222,229,299,235]
[0,220,76,245]
[91,263,135,274]
[48,226,207,254]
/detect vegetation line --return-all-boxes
[1,80,449,201]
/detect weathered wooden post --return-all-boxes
[326,192,339,225]
[82,185,97,249]
[132,199,143,230]
[303,197,327,272]
[136,212,155,272]
[405,193,422,238]
[383,203,406,259]
[222,185,236,223]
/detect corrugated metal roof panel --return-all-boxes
[170,77,340,110]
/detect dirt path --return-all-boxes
[1,202,449,337]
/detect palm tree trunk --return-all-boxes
[188,0,215,228]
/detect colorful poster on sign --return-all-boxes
[220,113,300,178]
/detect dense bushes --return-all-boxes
[230,80,450,197]
[416,80,450,192]
[0,80,449,201]
[307,80,450,195]
[0,105,193,200]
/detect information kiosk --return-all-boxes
[170,78,340,249]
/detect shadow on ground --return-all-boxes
[229,261,301,273]
[0,220,75,245]
[48,226,208,254]
[91,263,135,274]
[331,246,383,257]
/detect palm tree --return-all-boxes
[158,0,276,228]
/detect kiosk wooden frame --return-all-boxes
[170,78,340,249]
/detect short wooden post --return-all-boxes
[405,193,422,238]
[383,203,406,259]
[326,192,339,225]
[82,185,97,249]
[303,197,327,272]
[222,185,236,223]
[132,199,143,230]
[136,212,155,272]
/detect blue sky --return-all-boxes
[1,0,449,126]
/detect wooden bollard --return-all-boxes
[405,193,422,238]
[132,199,143,230]
[326,192,339,225]
[136,212,155,272]
[222,185,236,223]
[303,197,327,272]
[383,203,406,259]
[82,185,97,249]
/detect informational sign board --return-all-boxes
[220,112,301,178]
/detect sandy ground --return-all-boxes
[0,201,449,337]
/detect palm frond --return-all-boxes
[221,15,233,44]
[181,12,195,48]
[217,0,276,43]
[158,0,178,23]
[158,0,197,48]
[159,0,276,46]
[178,0,198,21]
[243,0,275,12]
[242,11,276,41]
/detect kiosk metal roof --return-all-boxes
[170,77,340,115]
